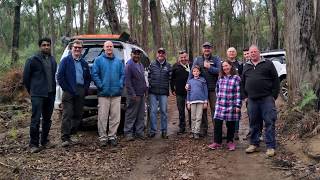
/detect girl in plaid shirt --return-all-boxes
[208,61,241,151]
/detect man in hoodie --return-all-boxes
[57,39,91,147]
[23,37,57,153]
[91,41,125,147]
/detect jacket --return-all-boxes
[189,55,221,91]
[91,53,125,97]
[186,77,208,104]
[57,54,91,95]
[148,59,172,96]
[125,59,147,96]
[23,52,57,97]
[242,58,280,99]
[170,62,190,96]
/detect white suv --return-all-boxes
[260,50,287,101]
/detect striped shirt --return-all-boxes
[214,75,241,121]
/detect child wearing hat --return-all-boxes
[186,65,208,139]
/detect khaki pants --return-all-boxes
[191,103,204,134]
[98,96,121,141]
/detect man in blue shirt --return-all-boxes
[57,39,91,147]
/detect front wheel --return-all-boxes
[280,79,288,101]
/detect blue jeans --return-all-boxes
[248,96,277,149]
[149,94,168,134]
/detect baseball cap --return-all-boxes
[157,47,166,53]
[202,42,212,48]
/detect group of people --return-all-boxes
[23,37,279,158]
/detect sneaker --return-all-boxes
[110,138,118,147]
[227,142,236,151]
[245,145,258,153]
[148,133,156,138]
[208,143,222,150]
[61,140,70,147]
[259,135,264,141]
[135,135,145,141]
[99,139,108,147]
[177,128,186,135]
[234,132,239,140]
[41,141,56,149]
[125,135,134,142]
[193,133,200,139]
[161,131,168,139]
[70,134,80,144]
[266,148,276,157]
[30,146,42,153]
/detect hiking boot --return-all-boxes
[266,148,276,157]
[234,131,239,140]
[245,145,258,153]
[41,141,56,149]
[110,138,118,147]
[208,143,222,150]
[148,133,156,138]
[227,142,236,151]
[161,131,168,139]
[125,135,134,142]
[135,134,145,141]
[193,133,200,139]
[99,139,108,147]
[177,128,186,135]
[30,146,42,153]
[61,140,71,147]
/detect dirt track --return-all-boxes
[0,96,295,179]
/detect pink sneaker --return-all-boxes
[208,143,222,150]
[227,142,236,151]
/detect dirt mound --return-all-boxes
[0,68,28,103]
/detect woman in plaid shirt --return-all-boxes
[208,61,241,151]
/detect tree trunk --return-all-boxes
[141,0,149,52]
[149,0,162,50]
[127,0,134,36]
[11,0,22,66]
[161,0,176,56]
[65,0,72,37]
[189,0,196,62]
[35,0,42,40]
[48,0,56,56]
[285,0,320,104]
[88,0,95,34]
[79,0,84,34]
[266,0,279,49]
[103,0,121,34]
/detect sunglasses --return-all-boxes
[73,46,83,49]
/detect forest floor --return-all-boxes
[0,96,319,179]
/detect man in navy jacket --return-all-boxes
[23,37,57,153]
[57,39,91,147]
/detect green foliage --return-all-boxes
[298,89,317,110]
[8,127,18,140]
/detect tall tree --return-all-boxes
[48,0,56,56]
[150,0,162,50]
[189,0,196,61]
[266,0,279,49]
[285,0,320,104]
[65,0,72,37]
[79,0,84,34]
[161,0,176,56]
[103,0,121,34]
[11,0,22,66]
[141,0,149,51]
[35,0,42,40]
[88,0,95,34]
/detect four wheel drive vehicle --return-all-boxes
[260,50,287,101]
[54,34,150,130]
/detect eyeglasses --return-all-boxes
[73,46,83,49]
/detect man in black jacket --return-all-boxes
[242,45,280,157]
[23,37,57,153]
[171,50,191,134]
[148,48,172,139]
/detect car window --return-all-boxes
[262,54,286,64]
[81,45,124,64]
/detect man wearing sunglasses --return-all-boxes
[57,39,91,147]
[23,37,57,153]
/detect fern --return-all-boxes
[298,89,317,110]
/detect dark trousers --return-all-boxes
[124,95,146,136]
[176,95,191,130]
[201,91,216,134]
[61,86,85,141]
[246,100,263,136]
[214,119,236,144]
[248,96,277,148]
[30,92,55,147]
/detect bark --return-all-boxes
[127,0,133,36]
[266,0,279,49]
[103,0,121,34]
[65,0,72,37]
[149,0,162,49]
[48,0,56,56]
[161,0,176,56]
[285,0,320,104]
[189,0,196,61]
[11,0,22,66]
[35,0,42,40]
[88,0,95,34]
[141,0,149,52]
[79,0,84,34]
